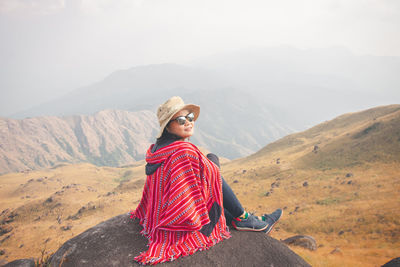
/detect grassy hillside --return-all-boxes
[221,104,400,266]
[0,163,145,263]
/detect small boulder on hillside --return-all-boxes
[49,213,310,267]
[0,225,13,236]
[271,182,280,188]
[282,235,317,251]
[346,173,353,178]
[330,247,342,255]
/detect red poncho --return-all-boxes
[132,141,231,265]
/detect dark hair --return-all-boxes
[156,127,182,143]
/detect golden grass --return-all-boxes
[0,163,144,262]
[220,162,400,267]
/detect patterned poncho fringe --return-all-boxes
[131,141,231,265]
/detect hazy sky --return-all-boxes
[1,0,399,116]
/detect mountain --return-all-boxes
[12,64,230,119]
[0,96,294,174]
[192,46,400,126]
[13,47,400,135]
[0,110,158,174]
[243,103,400,168]
[219,104,400,266]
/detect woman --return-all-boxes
[132,96,282,265]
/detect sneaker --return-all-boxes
[261,208,283,234]
[232,213,268,231]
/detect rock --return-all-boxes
[57,215,62,224]
[242,169,247,174]
[271,182,280,188]
[382,257,400,267]
[233,180,239,183]
[0,225,13,236]
[78,206,86,214]
[3,258,35,267]
[330,247,342,255]
[347,180,353,185]
[0,234,12,244]
[303,181,309,187]
[0,249,5,255]
[313,145,319,153]
[49,213,310,267]
[282,235,317,251]
[345,173,353,178]
[60,225,72,231]
[338,230,345,235]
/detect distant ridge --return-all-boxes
[246,104,400,169]
[0,110,158,174]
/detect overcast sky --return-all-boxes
[1,0,399,117]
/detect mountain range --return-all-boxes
[13,46,400,128]
[2,46,399,174]
[0,110,158,174]
[0,95,295,174]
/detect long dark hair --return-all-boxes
[156,127,182,144]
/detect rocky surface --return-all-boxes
[382,257,400,267]
[2,258,35,267]
[49,213,310,267]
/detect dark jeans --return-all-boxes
[207,153,244,225]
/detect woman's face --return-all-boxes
[167,109,195,140]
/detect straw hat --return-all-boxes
[156,96,200,138]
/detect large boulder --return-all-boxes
[3,258,35,267]
[49,213,310,266]
[382,257,400,267]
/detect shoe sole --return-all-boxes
[232,222,269,232]
[263,209,283,235]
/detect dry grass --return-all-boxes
[0,163,144,262]
[220,160,400,267]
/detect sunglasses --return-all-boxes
[170,112,195,125]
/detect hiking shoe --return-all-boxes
[261,208,283,234]
[232,213,268,232]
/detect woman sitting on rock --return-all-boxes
[132,96,282,265]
